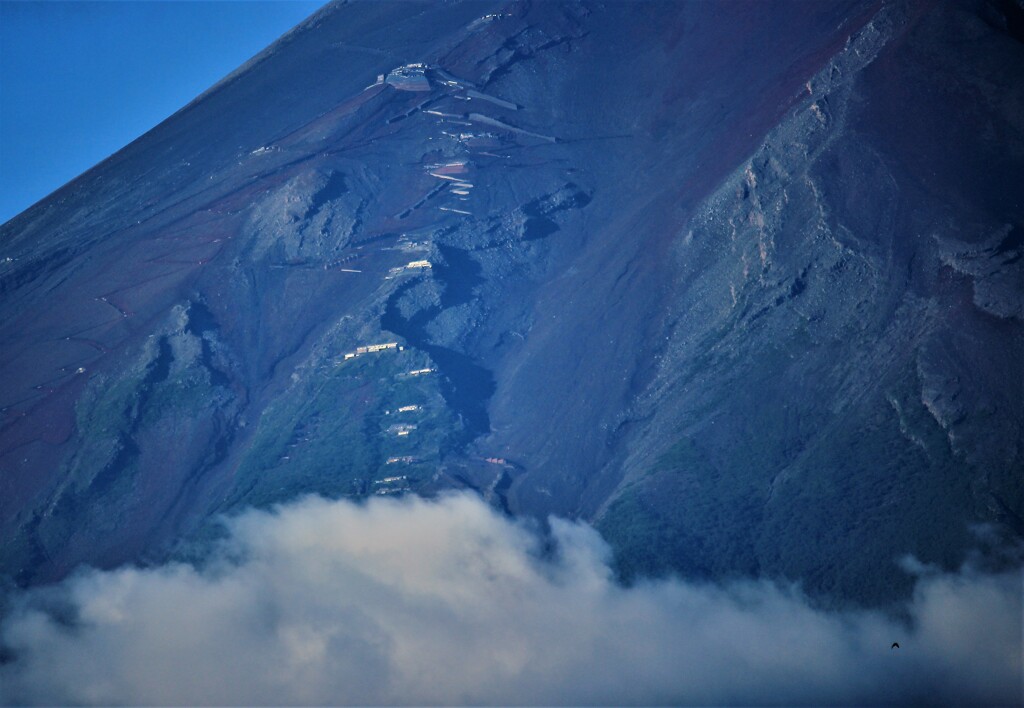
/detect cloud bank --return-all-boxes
[0,493,1020,705]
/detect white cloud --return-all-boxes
[0,492,1020,705]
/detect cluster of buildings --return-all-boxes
[386,404,421,415]
[385,260,434,280]
[373,474,410,495]
[342,341,401,360]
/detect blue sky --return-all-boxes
[0,0,325,225]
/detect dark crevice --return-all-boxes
[994,224,1022,255]
[518,184,592,241]
[483,33,578,88]
[493,471,513,514]
[381,245,495,441]
[789,275,807,298]
[88,337,173,497]
[309,171,348,213]
[989,0,1024,43]
[435,244,484,307]
[150,413,238,547]
[0,246,75,300]
[524,216,559,241]
[185,301,232,389]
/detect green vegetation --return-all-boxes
[599,437,759,584]
[225,346,461,510]
[39,330,239,556]
[600,360,982,608]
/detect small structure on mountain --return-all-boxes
[342,342,400,360]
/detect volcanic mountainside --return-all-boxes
[1,0,1021,608]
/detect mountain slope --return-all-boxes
[0,0,1020,606]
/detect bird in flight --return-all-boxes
[891,642,900,649]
